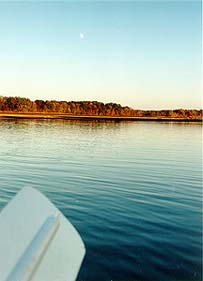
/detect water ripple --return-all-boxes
[0,120,202,281]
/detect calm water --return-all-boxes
[0,119,202,281]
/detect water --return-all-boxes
[0,119,202,281]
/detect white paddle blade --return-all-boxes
[0,187,86,281]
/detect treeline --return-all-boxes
[0,96,202,119]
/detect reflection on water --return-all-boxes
[0,119,202,281]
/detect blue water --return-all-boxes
[0,119,202,281]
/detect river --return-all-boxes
[0,119,202,281]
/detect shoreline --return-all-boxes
[0,113,202,122]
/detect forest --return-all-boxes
[0,96,202,119]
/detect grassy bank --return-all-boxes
[0,113,202,122]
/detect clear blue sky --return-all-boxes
[0,1,201,109]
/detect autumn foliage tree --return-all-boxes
[0,96,202,119]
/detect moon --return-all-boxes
[79,33,85,39]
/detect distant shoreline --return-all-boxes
[0,97,202,120]
[0,113,202,122]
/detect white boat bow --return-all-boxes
[0,187,86,281]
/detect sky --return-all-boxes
[0,1,201,109]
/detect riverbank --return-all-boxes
[0,113,202,122]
